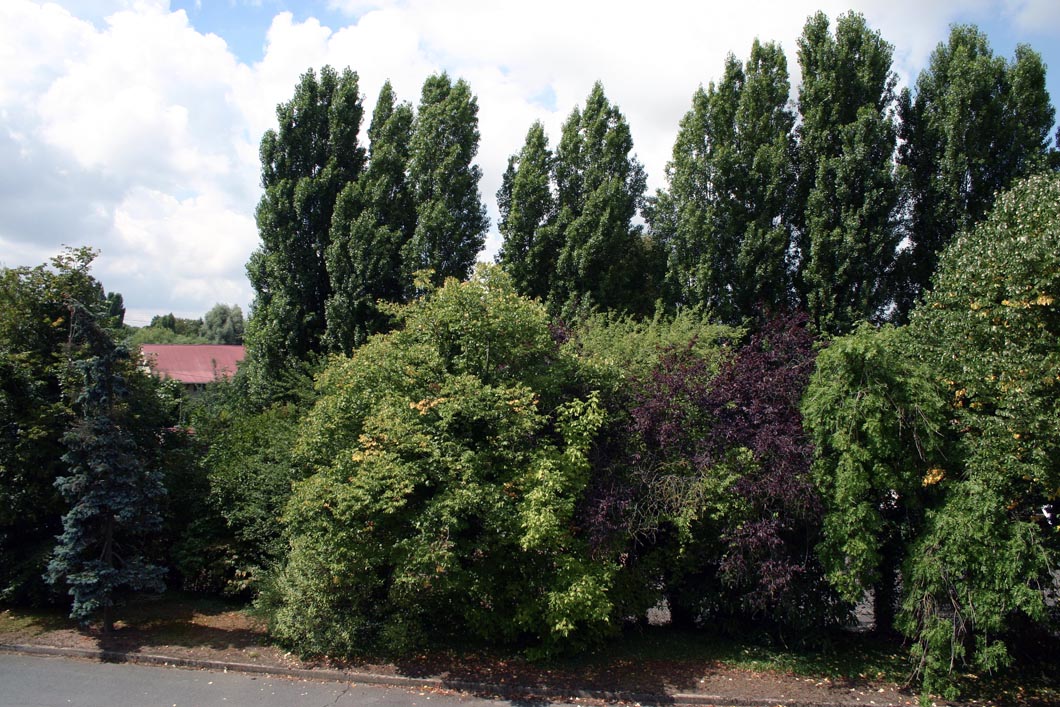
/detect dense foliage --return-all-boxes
[899,174,1060,696]
[3,13,1059,701]
[803,324,949,634]
[622,314,842,635]
[794,12,900,335]
[404,74,489,290]
[499,83,654,315]
[246,66,367,387]
[324,82,415,352]
[652,40,796,322]
[0,248,113,603]
[895,26,1055,316]
[497,121,558,303]
[267,266,613,656]
[0,249,173,628]
[804,173,1060,697]
[246,68,489,397]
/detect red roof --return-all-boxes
[140,344,245,384]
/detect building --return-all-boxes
[140,344,245,392]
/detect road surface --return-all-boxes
[0,653,574,707]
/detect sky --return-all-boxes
[2,1,1059,326]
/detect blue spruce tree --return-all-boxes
[46,298,165,633]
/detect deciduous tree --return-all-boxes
[895,26,1056,316]
[0,249,112,603]
[403,73,488,290]
[655,41,795,322]
[324,81,416,352]
[795,12,899,335]
[202,304,244,345]
[802,324,948,634]
[245,66,366,386]
[901,174,1060,697]
[551,83,653,315]
[497,121,559,302]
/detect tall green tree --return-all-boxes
[551,82,652,315]
[245,66,366,386]
[45,292,166,633]
[0,248,116,604]
[654,40,795,322]
[403,73,488,289]
[795,12,900,335]
[325,81,416,352]
[496,121,560,302]
[895,25,1055,316]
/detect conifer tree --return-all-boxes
[551,82,652,315]
[895,26,1055,316]
[46,298,165,633]
[1,248,111,603]
[245,66,366,385]
[795,12,899,335]
[325,81,415,352]
[496,121,559,302]
[404,73,488,289]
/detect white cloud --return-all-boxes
[1002,0,1060,31]
[1,0,1055,322]
[104,187,257,320]
[0,2,94,106]
[1,0,257,319]
[37,3,243,193]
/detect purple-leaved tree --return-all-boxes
[620,313,843,635]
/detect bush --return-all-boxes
[802,323,949,635]
[615,313,844,637]
[899,174,1060,697]
[268,266,616,657]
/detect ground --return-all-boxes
[0,594,1055,706]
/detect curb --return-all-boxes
[0,643,905,707]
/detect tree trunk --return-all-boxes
[873,542,899,636]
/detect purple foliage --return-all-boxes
[630,340,714,461]
[625,312,830,626]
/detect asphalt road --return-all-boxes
[0,654,572,707]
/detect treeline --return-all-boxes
[1,9,1058,702]
[244,13,1056,398]
[127,304,245,346]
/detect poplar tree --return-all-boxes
[404,73,488,289]
[496,121,559,302]
[551,82,652,315]
[325,81,415,352]
[795,12,899,335]
[655,41,795,322]
[245,66,366,385]
[895,25,1055,316]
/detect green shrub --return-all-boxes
[900,174,1060,697]
[268,266,616,657]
